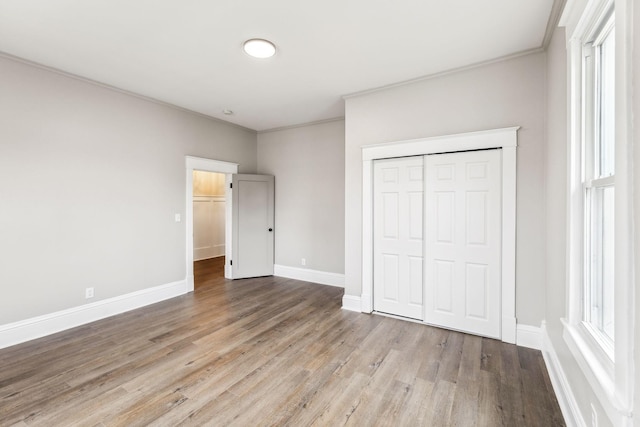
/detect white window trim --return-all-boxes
[560,0,634,425]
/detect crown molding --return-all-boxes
[258,116,345,135]
[542,0,569,48]
[0,51,257,134]
[344,0,566,101]
[342,47,545,100]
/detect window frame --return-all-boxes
[561,0,634,425]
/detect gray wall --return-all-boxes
[544,27,568,345]
[344,52,547,326]
[0,55,257,325]
[257,120,345,274]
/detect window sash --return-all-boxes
[583,183,615,355]
[581,15,615,352]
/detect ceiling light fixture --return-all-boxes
[243,39,276,59]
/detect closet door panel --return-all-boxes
[424,150,502,338]
[373,156,424,320]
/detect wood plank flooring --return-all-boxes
[0,257,565,426]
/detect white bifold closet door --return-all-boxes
[424,149,502,338]
[373,149,502,339]
[373,157,424,320]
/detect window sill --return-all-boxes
[561,318,632,425]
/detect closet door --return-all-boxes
[373,157,424,320]
[424,149,502,338]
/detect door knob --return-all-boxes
[268,228,273,232]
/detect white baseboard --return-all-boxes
[541,323,586,427]
[516,323,542,350]
[194,248,225,262]
[342,295,362,312]
[338,299,544,348]
[0,279,187,350]
[274,265,344,288]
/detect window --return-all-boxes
[561,0,634,424]
[582,12,615,354]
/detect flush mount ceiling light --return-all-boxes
[243,38,276,59]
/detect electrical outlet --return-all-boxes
[591,403,598,427]
[85,287,94,299]
[301,258,306,266]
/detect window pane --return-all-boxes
[598,30,615,177]
[588,186,615,341]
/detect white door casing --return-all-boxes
[373,157,424,320]
[231,174,275,279]
[424,149,502,338]
[359,127,518,343]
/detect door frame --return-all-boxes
[361,127,519,343]
[186,156,238,291]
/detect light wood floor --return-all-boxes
[0,258,565,426]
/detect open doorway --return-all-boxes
[185,156,275,290]
[185,156,238,292]
[193,170,226,289]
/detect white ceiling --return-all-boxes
[0,0,556,131]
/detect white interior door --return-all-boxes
[231,174,275,279]
[424,149,502,338]
[373,157,424,320]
